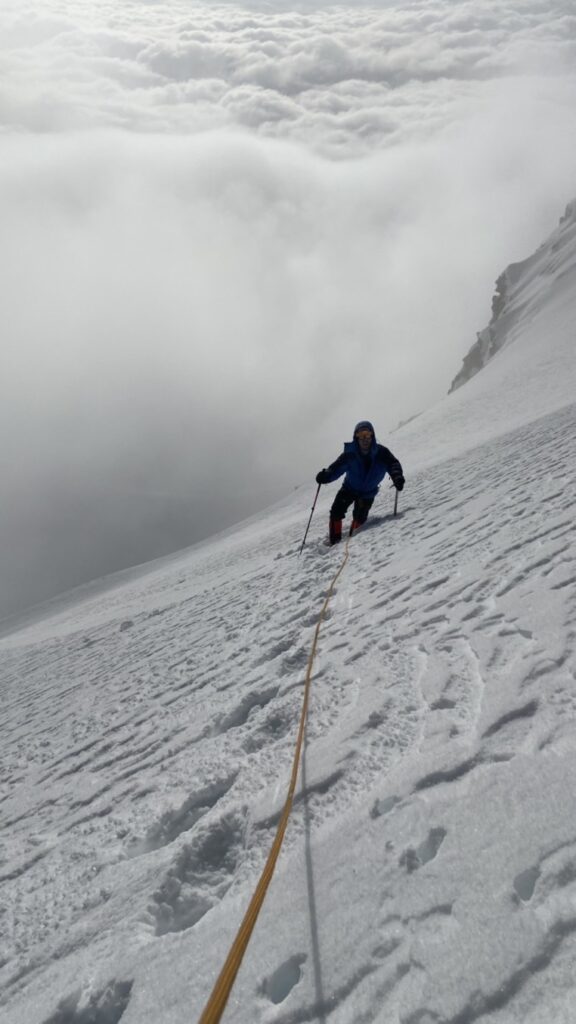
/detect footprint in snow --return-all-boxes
[42,979,133,1024]
[149,812,244,936]
[399,827,447,873]
[513,865,540,903]
[127,772,238,856]
[371,795,400,819]
[260,954,307,1005]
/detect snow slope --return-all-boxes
[449,201,576,394]
[1,216,576,1024]
[393,198,576,474]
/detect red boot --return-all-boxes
[329,518,343,545]
[349,519,362,536]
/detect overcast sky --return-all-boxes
[1,0,576,618]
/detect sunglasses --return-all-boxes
[355,430,373,440]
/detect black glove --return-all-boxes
[393,475,405,491]
[316,469,330,485]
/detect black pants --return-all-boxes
[330,485,374,525]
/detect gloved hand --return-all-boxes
[394,475,405,491]
[316,469,330,485]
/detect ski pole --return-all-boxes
[299,483,321,555]
[393,488,399,516]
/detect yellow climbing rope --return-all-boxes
[198,537,351,1023]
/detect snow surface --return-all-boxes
[1,212,576,1024]
[449,201,576,394]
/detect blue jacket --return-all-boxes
[323,424,404,498]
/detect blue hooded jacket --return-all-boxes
[322,420,404,498]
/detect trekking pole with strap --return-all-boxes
[299,483,321,554]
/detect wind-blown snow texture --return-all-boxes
[1,206,576,1024]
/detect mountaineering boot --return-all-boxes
[349,519,362,537]
[329,518,343,545]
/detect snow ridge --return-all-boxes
[449,199,576,392]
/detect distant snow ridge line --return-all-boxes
[449,199,576,392]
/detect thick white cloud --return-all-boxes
[1,0,575,151]
[1,0,576,616]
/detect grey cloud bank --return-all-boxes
[1,0,576,618]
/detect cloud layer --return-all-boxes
[1,0,576,616]
[2,0,576,152]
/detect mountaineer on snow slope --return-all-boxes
[316,420,405,544]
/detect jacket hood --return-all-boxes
[352,420,377,455]
[353,420,375,437]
